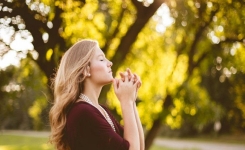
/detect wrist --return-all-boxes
[120,100,134,108]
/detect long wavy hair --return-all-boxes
[49,39,98,150]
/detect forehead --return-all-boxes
[93,45,105,56]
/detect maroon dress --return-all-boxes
[65,101,129,150]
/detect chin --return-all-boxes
[107,78,114,84]
[100,78,113,86]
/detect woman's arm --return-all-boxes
[120,101,140,150]
[133,102,145,150]
[131,71,145,150]
[113,76,140,150]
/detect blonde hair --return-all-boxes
[49,39,98,150]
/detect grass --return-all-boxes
[0,134,168,150]
[150,145,179,150]
[1,132,244,150]
[0,134,53,150]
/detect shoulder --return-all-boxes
[71,101,95,111]
[68,101,99,118]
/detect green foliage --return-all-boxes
[201,43,245,131]
[106,0,245,135]
[1,0,245,147]
[160,0,245,134]
[177,76,224,132]
[107,21,188,128]
[0,58,50,130]
[0,66,17,126]
[61,0,136,50]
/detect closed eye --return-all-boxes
[98,54,106,61]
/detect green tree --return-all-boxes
[0,0,164,82]
[0,65,16,129]
[104,0,245,149]
[0,0,164,148]
[141,0,245,148]
[1,0,245,150]
[0,58,50,130]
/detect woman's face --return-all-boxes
[88,45,113,85]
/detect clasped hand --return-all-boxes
[113,68,141,103]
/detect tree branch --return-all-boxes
[102,5,126,54]
[188,4,219,75]
[111,0,165,71]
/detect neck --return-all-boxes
[82,83,102,106]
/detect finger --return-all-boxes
[137,79,142,89]
[126,68,133,80]
[132,73,137,84]
[132,74,138,84]
[135,80,141,88]
[116,78,121,88]
[112,78,118,91]
[119,72,125,82]
[134,74,142,88]
[124,71,129,82]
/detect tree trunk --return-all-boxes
[111,0,165,71]
[145,94,173,150]
[100,0,165,104]
[145,118,162,150]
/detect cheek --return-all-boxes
[90,62,106,75]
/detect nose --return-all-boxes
[108,61,113,67]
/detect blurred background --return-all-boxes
[0,0,245,150]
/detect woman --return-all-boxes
[49,39,144,150]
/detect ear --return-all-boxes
[85,65,91,77]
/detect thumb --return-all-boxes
[112,78,119,91]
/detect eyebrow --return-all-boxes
[97,54,105,57]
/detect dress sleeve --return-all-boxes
[66,102,129,150]
[101,106,125,137]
